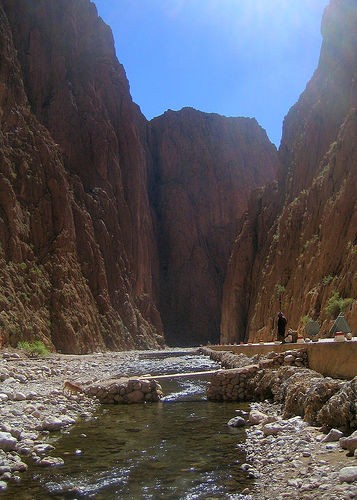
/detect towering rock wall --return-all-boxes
[0,0,164,352]
[221,0,357,343]
[150,109,277,345]
[0,0,278,351]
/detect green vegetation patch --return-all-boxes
[17,340,50,357]
[325,291,354,318]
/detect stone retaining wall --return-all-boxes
[201,347,357,431]
[207,364,258,401]
[202,347,308,402]
[85,377,163,404]
[208,340,357,379]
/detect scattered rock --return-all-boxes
[38,418,68,432]
[321,428,344,442]
[227,416,246,427]
[248,409,270,425]
[33,443,55,455]
[38,456,65,467]
[340,430,357,454]
[339,466,357,483]
[262,421,286,436]
[0,432,17,452]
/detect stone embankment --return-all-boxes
[85,377,163,404]
[200,347,357,431]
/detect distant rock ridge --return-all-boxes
[221,0,357,343]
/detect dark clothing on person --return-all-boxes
[277,312,287,341]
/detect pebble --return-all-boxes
[0,350,129,488]
[1,348,357,500]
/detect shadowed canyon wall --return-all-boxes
[0,0,277,351]
[221,0,357,343]
[1,0,354,352]
[0,0,164,352]
[150,109,277,345]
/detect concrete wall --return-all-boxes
[210,340,357,380]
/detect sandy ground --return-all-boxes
[0,348,356,499]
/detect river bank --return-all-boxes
[0,347,356,499]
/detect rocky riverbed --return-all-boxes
[0,349,142,492]
[233,402,357,499]
[0,348,356,499]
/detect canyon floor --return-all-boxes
[0,348,356,499]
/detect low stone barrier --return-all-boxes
[201,347,357,431]
[85,377,163,404]
[199,346,308,367]
[207,364,259,401]
[205,348,308,402]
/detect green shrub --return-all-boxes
[322,274,334,286]
[325,292,354,318]
[17,340,49,357]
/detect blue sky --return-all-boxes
[94,0,329,146]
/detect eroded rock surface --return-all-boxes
[221,0,357,344]
[0,0,164,352]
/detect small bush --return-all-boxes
[325,292,354,318]
[322,274,334,286]
[17,340,49,357]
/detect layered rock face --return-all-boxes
[0,0,278,351]
[0,0,164,352]
[221,0,357,343]
[150,109,277,345]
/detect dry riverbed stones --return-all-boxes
[235,402,357,499]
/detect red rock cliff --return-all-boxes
[221,0,357,343]
[150,108,277,345]
[0,0,278,351]
[0,0,164,352]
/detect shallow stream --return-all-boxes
[5,350,252,499]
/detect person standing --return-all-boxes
[277,312,287,342]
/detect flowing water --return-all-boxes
[5,350,253,499]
